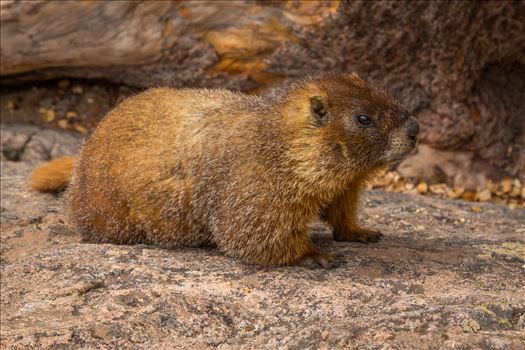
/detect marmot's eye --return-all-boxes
[355,114,373,126]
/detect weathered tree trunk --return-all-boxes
[1,0,524,186]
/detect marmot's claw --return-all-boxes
[299,250,336,269]
[334,228,383,244]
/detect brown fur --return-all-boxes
[30,72,419,267]
[30,156,75,193]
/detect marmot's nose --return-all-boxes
[406,117,420,141]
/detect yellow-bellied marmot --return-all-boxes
[31,73,419,267]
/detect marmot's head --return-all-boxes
[287,72,419,173]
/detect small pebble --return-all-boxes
[471,206,482,213]
[58,79,70,89]
[501,178,513,194]
[58,119,68,129]
[72,85,83,94]
[417,182,428,194]
[477,189,491,202]
[66,111,78,119]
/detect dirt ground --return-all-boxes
[1,124,524,349]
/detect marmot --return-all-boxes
[31,73,419,267]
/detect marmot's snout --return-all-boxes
[387,116,420,162]
[405,116,420,147]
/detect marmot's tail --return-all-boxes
[30,156,75,193]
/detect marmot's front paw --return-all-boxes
[333,227,383,243]
[299,250,336,269]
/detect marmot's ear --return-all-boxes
[310,96,331,125]
[347,72,366,85]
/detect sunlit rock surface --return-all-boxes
[1,125,524,349]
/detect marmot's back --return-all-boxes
[92,88,256,160]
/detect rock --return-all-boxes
[1,1,524,184]
[477,189,492,202]
[447,187,465,199]
[462,191,477,202]
[463,319,481,333]
[416,182,428,194]
[429,183,447,195]
[1,126,524,349]
[501,178,514,194]
[71,85,83,94]
[0,124,83,163]
[0,126,32,161]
